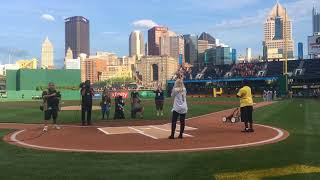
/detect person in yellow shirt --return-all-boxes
[237,80,254,133]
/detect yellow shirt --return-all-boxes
[237,86,254,107]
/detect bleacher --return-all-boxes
[265,61,282,76]
[303,59,320,77]
[173,59,320,80]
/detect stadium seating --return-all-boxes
[171,59,320,80]
[303,59,320,77]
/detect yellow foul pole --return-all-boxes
[284,8,289,93]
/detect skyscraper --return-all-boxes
[160,35,171,56]
[129,31,145,57]
[65,47,73,60]
[232,49,237,64]
[169,35,185,62]
[184,34,198,65]
[148,26,169,56]
[313,7,320,34]
[246,48,252,62]
[41,37,54,69]
[65,16,90,59]
[298,42,303,60]
[198,32,216,48]
[263,2,294,60]
[197,40,209,65]
[216,46,232,65]
[160,31,178,58]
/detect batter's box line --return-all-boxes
[97,128,110,135]
[128,127,159,140]
[163,123,198,130]
[149,126,194,137]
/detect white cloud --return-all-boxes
[132,19,158,29]
[213,8,268,30]
[212,0,320,30]
[182,0,261,11]
[41,14,55,22]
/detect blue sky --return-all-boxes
[0,0,319,67]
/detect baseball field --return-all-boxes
[0,97,320,179]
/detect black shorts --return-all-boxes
[240,106,253,123]
[44,109,58,120]
[155,100,164,110]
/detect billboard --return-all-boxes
[65,59,80,69]
[267,48,283,59]
[308,35,320,55]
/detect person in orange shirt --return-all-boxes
[237,80,254,133]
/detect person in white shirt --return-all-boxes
[169,79,188,139]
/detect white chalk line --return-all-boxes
[149,125,193,137]
[9,123,287,153]
[97,128,110,135]
[128,127,158,140]
[6,102,284,153]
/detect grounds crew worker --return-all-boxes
[42,82,61,132]
[80,80,94,126]
[237,79,254,133]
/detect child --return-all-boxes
[114,95,125,119]
[100,89,111,120]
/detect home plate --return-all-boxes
[98,124,197,139]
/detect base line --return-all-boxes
[97,128,110,135]
[128,127,158,140]
[149,126,193,137]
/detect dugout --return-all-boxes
[6,69,81,100]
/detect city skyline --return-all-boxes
[0,0,319,67]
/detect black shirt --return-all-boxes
[42,90,61,110]
[131,91,139,99]
[81,88,94,105]
[154,90,164,101]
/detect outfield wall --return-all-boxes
[6,69,81,100]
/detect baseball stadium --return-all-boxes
[0,58,320,180]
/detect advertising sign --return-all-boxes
[111,91,129,99]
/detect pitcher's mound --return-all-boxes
[61,106,101,111]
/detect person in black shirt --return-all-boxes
[114,95,125,119]
[154,85,165,117]
[42,82,61,132]
[80,80,94,126]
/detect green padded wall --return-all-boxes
[18,69,81,90]
[6,69,81,100]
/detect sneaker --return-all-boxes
[43,126,48,132]
[248,129,255,133]
[54,125,61,130]
[178,134,183,139]
[168,135,175,139]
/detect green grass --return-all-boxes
[0,97,238,124]
[0,98,320,179]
